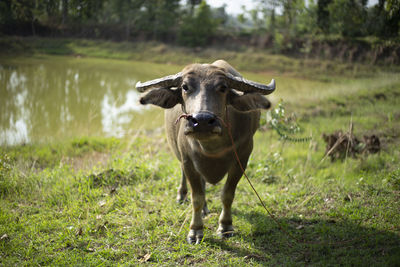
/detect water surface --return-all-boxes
[0,55,180,145]
[4,55,393,146]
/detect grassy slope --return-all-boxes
[2,36,399,78]
[1,38,400,265]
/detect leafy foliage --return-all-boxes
[1,0,398,50]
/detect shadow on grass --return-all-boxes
[207,210,400,265]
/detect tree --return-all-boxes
[178,1,218,47]
[152,0,181,41]
[11,0,45,35]
[188,0,201,15]
[328,0,368,37]
[385,0,400,37]
[317,0,332,34]
[102,0,146,39]
[62,0,69,25]
[366,0,387,36]
[212,4,228,26]
[68,0,104,22]
[296,0,318,35]
[0,0,14,25]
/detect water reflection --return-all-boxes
[101,89,143,138]
[0,56,154,145]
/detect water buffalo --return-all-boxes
[136,60,276,244]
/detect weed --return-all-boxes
[383,168,400,190]
[261,100,312,143]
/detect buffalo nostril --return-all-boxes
[189,117,199,127]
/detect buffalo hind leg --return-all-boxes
[178,171,209,218]
[201,178,210,217]
[177,170,187,203]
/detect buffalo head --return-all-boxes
[137,61,275,140]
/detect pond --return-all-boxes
[0,55,182,145]
[4,54,372,146]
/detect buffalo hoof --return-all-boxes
[217,225,234,238]
[176,193,188,204]
[187,229,204,244]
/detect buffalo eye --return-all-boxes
[218,85,228,93]
[182,84,189,93]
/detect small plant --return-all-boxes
[383,169,400,190]
[262,100,311,142]
[251,152,283,184]
[0,154,14,196]
[0,154,12,176]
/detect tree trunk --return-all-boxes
[62,0,69,25]
[126,21,131,40]
[31,19,36,36]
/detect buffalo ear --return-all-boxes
[139,88,182,109]
[228,91,271,112]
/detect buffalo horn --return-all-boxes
[136,72,183,92]
[226,73,275,95]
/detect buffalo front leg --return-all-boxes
[217,163,245,238]
[184,164,205,244]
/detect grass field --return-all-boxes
[2,36,399,79]
[1,38,400,265]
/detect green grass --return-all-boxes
[1,40,400,265]
[2,36,399,80]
